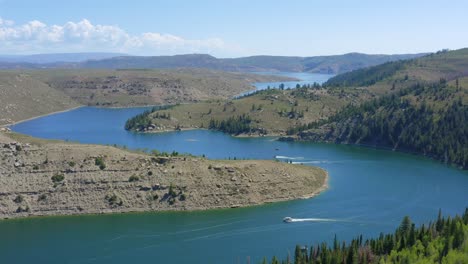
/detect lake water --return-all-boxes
[236,72,334,97]
[2,73,468,264]
[252,72,334,90]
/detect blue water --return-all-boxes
[252,72,334,90]
[2,72,467,264]
[237,72,334,97]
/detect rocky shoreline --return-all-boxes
[0,132,328,219]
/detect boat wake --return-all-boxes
[275,155,304,160]
[284,217,338,223]
[291,160,329,165]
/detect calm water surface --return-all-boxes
[237,72,334,97]
[2,73,467,264]
[253,72,334,90]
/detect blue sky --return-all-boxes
[0,0,467,57]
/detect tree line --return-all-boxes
[124,106,172,131]
[262,208,468,264]
[208,114,254,135]
[287,82,467,169]
[323,60,408,87]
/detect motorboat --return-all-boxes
[283,217,293,223]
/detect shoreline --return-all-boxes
[1,170,329,221]
[131,126,286,138]
[1,175,328,221]
[0,131,329,220]
[1,105,84,128]
[6,104,460,171]
[285,136,466,170]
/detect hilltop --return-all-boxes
[81,53,425,74]
[0,52,425,75]
[324,48,468,92]
[0,52,125,64]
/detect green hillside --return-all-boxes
[266,209,468,264]
[124,86,368,136]
[324,48,468,91]
[288,49,468,169]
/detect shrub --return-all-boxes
[179,193,186,201]
[168,184,177,198]
[16,206,29,213]
[13,195,24,203]
[38,194,47,201]
[33,165,39,170]
[51,173,65,183]
[147,171,153,176]
[106,194,123,206]
[94,157,106,170]
[128,175,139,182]
[168,197,175,205]
[68,161,76,167]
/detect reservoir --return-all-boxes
[3,73,467,264]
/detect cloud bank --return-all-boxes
[0,18,236,56]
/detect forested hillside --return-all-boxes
[264,209,468,264]
[287,49,468,169]
[291,81,467,169]
[324,48,468,90]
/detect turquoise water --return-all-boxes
[2,72,467,263]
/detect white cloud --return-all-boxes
[0,17,241,56]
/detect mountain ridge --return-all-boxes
[0,52,427,74]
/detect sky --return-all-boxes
[0,0,467,57]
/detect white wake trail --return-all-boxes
[288,218,338,223]
[275,155,304,160]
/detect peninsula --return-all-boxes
[0,132,327,219]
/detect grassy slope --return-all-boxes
[0,69,293,125]
[323,48,468,113]
[325,48,468,94]
[124,49,467,133]
[0,71,79,126]
[30,68,295,107]
[297,49,468,168]
[128,87,369,135]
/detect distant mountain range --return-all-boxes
[0,52,126,64]
[0,52,427,74]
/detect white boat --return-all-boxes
[283,217,293,223]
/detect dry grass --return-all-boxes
[143,87,369,135]
[30,68,296,107]
[0,69,295,126]
[0,72,80,126]
[0,131,327,219]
